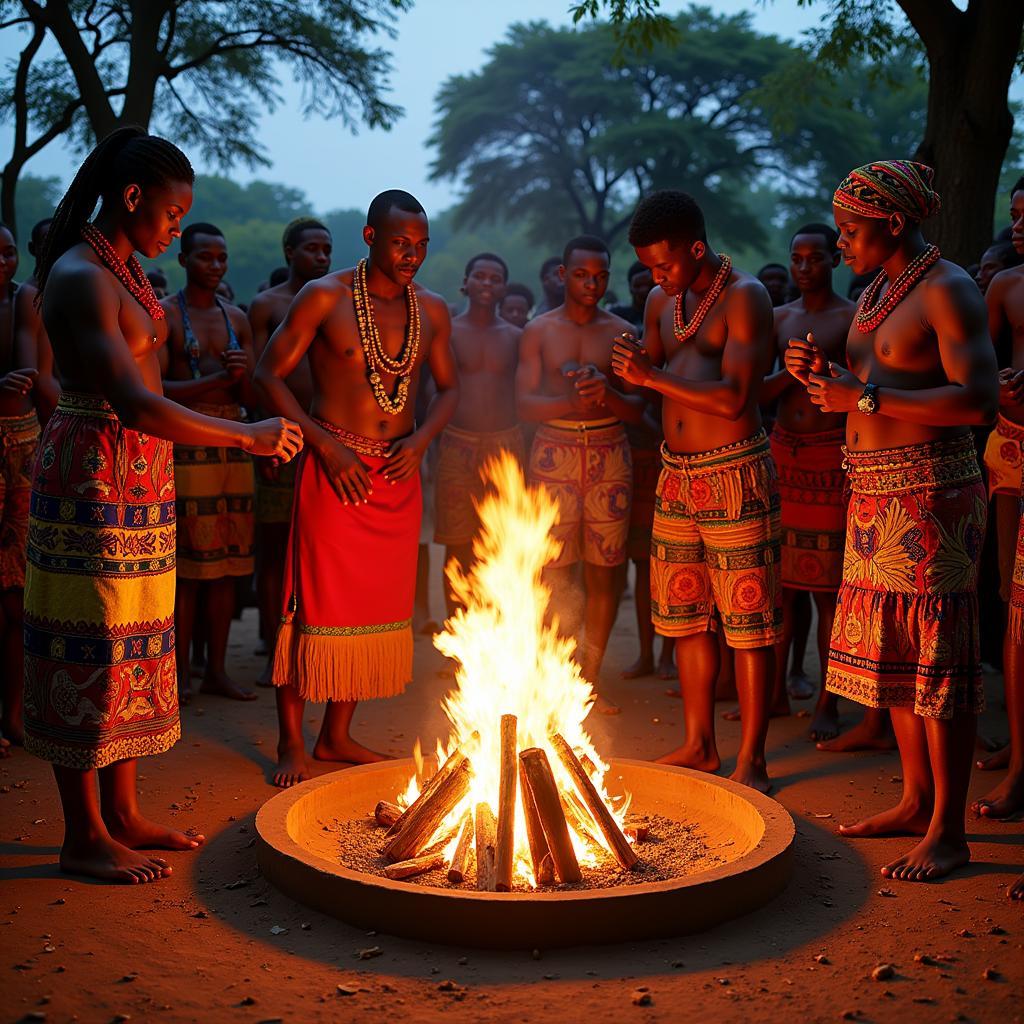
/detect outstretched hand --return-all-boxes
[784,333,827,386]
[806,362,862,414]
[245,417,303,461]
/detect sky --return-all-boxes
[0,1,829,215]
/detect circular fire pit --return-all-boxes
[256,758,794,949]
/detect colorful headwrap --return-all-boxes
[833,160,941,222]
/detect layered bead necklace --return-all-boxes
[82,223,166,336]
[855,243,940,333]
[352,257,421,415]
[673,254,732,343]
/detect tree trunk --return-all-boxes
[911,1,1023,267]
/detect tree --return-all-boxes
[0,0,411,235]
[429,9,929,253]
[572,0,1024,267]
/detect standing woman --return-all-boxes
[27,127,302,883]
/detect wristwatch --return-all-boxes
[857,382,879,415]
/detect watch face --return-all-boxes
[858,394,876,414]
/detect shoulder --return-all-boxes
[988,264,1024,302]
[924,260,986,323]
[598,308,634,336]
[645,286,671,316]
[293,271,349,310]
[413,283,450,321]
[725,270,772,314]
[160,293,181,320]
[14,280,38,314]
[48,247,117,309]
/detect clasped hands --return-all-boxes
[784,332,861,414]
[563,361,611,410]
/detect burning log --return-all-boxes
[386,745,470,838]
[474,802,498,891]
[519,747,582,884]
[518,761,554,885]
[561,790,600,847]
[383,852,445,880]
[374,800,402,828]
[550,733,639,872]
[447,813,474,884]
[495,714,518,892]
[382,754,472,863]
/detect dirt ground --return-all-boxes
[3,557,1022,1024]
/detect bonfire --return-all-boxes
[370,452,639,889]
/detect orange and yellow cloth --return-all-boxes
[173,402,254,579]
[769,424,847,591]
[650,430,782,649]
[0,410,40,590]
[23,393,179,769]
[982,413,1024,498]
[827,434,986,720]
[272,422,420,703]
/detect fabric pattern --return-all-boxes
[1007,497,1024,644]
[982,413,1024,498]
[272,421,421,703]
[528,419,632,568]
[770,424,847,591]
[650,430,782,649]
[833,160,941,221]
[826,434,985,720]
[23,393,179,769]
[433,423,525,545]
[0,410,40,590]
[173,402,254,579]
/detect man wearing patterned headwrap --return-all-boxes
[785,159,998,883]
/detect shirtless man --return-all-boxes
[612,191,779,793]
[759,223,858,743]
[499,283,534,329]
[254,190,458,787]
[786,159,996,881]
[534,256,565,316]
[435,252,523,614]
[248,218,332,683]
[160,222,259,704]
[973,175,1024,820]
[25,127,300,882]
[517,235,644,716]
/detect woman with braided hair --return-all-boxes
[26,126,303,884]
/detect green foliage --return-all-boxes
[429,7,930,255]
[11,174,62,270]
[569,0,677,61]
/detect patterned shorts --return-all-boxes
[982,413,1024,498]
[1010,497,1024,644]
[0,411,40,590]
[528,419,632,568]
[651,431,782,649]
[827,434,986,719]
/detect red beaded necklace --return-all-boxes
[855,244,940,334]
[81,222,166,325]
[673,254,732,343]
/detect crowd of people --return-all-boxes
[0,126,1021,900]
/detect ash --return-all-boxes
[331,812,723,891]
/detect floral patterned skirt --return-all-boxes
[826,433,985,719]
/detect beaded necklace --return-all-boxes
[82,223,165,338]
[855,244,940,334]
[673,254,731,343]
[352,257,421,415]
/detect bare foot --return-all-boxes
[256,660,275,688]
[105,812,205,851]
[273,745,310,788]
[977,745,1010,771]
[621,655,655,680]
[657,654,676,680]
[0,735,10,759]
[881,834,971,882]
[975,731,999,754]
[60,835,172,884]
[809,703,840,743]
[817,714,896,753]
[1008,872,1024,900]
[313,736,391,764]
[730,758,772,793]
[655,742,721,772]
[787,672,815,701]
[971,771,1024,820]
[200,670,257,701]
[592,693,621,716]
[839,798,932,838]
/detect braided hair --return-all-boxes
[36,125,194,298]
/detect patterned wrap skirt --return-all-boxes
[826,434,986,720]
[22,393,179,769]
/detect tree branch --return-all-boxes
[896,0,959,52]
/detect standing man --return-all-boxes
[534,256,565,315]
[608,260,655,331]
[973,174,1024,819]
[612,190,779,793]
[499,283,534,329]
[160,222,258,704]
[248,218,332,683]
[757,263,792,308]
[760,223,855,743]
[255,190,458,787]
[435,252,524,614]
[786,160,996,881]
[517,235,644,715]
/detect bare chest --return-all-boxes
[845,298,935,376]
[452,329,517,375]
